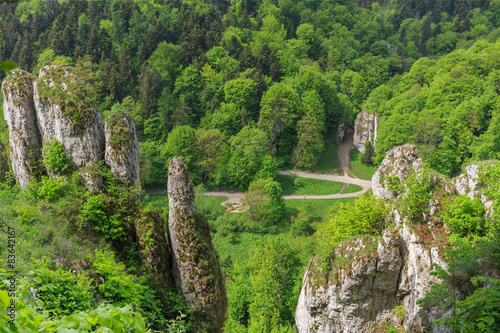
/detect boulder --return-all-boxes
[167,157,227,332]
[104,112,140,190]
[2,69,43,188]
[353,110,379,153]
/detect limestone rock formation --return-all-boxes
[295,215,449,332]
[167,157,227,332]
[33,66,105,169]
[134,209,173,288]
[2,69,43,188]
[371,144,422,200]
[104,112,140,189]
[296,231,403,333]
[353,110,379,153]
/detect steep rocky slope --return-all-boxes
[295,145,492,332]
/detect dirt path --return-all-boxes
[204,170,372,211]
[338,132,354,176]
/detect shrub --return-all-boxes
[42,139,70,174]
[437,276,500,332]
[290,217,315,237]
[38,176,69,202]
[89,250,146,307]
[28,258,93,317]
[444,196,486,237]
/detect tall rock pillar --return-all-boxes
[2,69,43,188]
[167,157,227,332]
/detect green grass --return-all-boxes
[349,150,377,180]
[285,197,356,221]
[141,193,227,212]
[343,183,363,194]
[314,142,341,174]
[276,174,345,195]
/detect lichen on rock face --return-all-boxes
[33,65,105,173]
[353,110,379,153]
[104,112,140,192]
[167,157,227,332]
[2,69,43,188]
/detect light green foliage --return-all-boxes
[0,265,150,331]
[438,276,500,332]
[227,127,270,188]
[444,196,486,237]
[27,258,93,317]
[319,192,388,252]
[42,139,70,174]
[89,250,146,307]
[147,42,182,91]
[247,238,300,333]
[37,176,69,203]
[80,191,127,242]
[164,125,199,181]
[224,78,259,120]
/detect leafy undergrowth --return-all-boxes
[276,174,345,195]
[285,197,356,222]
[349,150,377,180]
[314,142,342,174]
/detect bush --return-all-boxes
[319,192,388,252]
[290,217,315,237]
[89,250,146,307]
[42,139,70,174]
[28,258,93,317]
[438,276,500,332]
[444,196,486,237]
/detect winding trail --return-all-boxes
[147,134,371,210]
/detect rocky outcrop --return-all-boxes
[33,66,105,168]
[371,144,422,200]
[104,112,140,189]
[2,65,141,191]
[296,217,449,332]
[2,69,43,188]
[353,110,379,153]
[167,157,227,332]
[296,231,402,333]
[296,144,460,332]
[134,209,173,288]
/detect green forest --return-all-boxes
[0,0,500,332]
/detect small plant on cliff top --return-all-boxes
[42,139,70,174]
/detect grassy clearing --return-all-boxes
[285,197,356,222]
[314,142,341,174]
[349,150,377,180]
[276,174,345,195]
[343,183,364,194]
[141,193,227,212]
